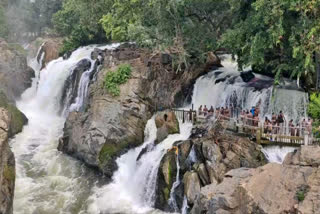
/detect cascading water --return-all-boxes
[88,118,193,214]
[261,146,297,164]
[191,55,308,123]
[10,44,118,214]
[168,155,181,212]
[191,55,306,164]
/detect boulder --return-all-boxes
[0,92,28,136]
[0,108,15,214]
[194,163,210,186]
[0,39,35,102]
[155,150,178,211]
[183,171,201,204]
[284,145,320,167]
[155,111,180,143]
[192,144,320,214]
[28,37,63,69]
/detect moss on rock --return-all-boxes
[0,91,27,136]
[3,165,15,181]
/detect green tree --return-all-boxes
[101,0,231,69]
[221,0,320,81]
[53,0,113,54]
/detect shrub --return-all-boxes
[104,64,132,96]
[296,190,305,202]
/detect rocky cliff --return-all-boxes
[59,44,218,176]
[190,146,320,214]
[0,108,16,214]
[0,39,35,103]
[155,121,268,212]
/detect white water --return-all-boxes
[181,196,189,214]
[88,118,193,214]
[10,45,118,214]
[262,146,297,164]
[191,55,308,123]
[168,155,181,212]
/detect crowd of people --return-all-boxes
[197,104,313,137]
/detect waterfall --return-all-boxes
[181,196,189,214]
[191,55,308,123]
[168,155,181,212]
[10,44,118,214]
[262,146,297,163]
[88,119,193,214]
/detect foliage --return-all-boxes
[308,93,320,137]
[0,5,8,39]
[101,0,232,69]
[221,0,320,81]
[104,64,132,96]
[52,0,112,54]
[296,190,305,202]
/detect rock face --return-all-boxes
[0,92,28,136]
[0,39,35,102]
[27,37,63,69]
[155,122,267,212]
[59,44,210,176]
[192,146,320,214]
[0,108,15,214]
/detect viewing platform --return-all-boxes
[169,108,320,147]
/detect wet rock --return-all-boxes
[183,171,201,204]
[240,70,255,82]
[59,59,92,113]
[0,108,15,214]
[155,150,177,211]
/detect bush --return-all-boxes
[308,93,320,137]
[104,64,132,96]
[296,190,305,202]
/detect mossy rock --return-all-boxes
[3,165,15,181]
[0,91,27,137]
[98,135,143,176]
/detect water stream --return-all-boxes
[10,45,306,214]
[88,119,193,214]
[10,44,118,214]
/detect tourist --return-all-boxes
[264,117,269,134]
[277,111,285,134]
[240,110,245,123]
[203,105,208,116]
[198,105,203,116]
[296,123,300,137]
[208,106,214,116]
[289,119,295,136]
[250,106,255,117]
[301,118,307,136]
[307,118,312,134]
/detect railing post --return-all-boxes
[256,129,261,144]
